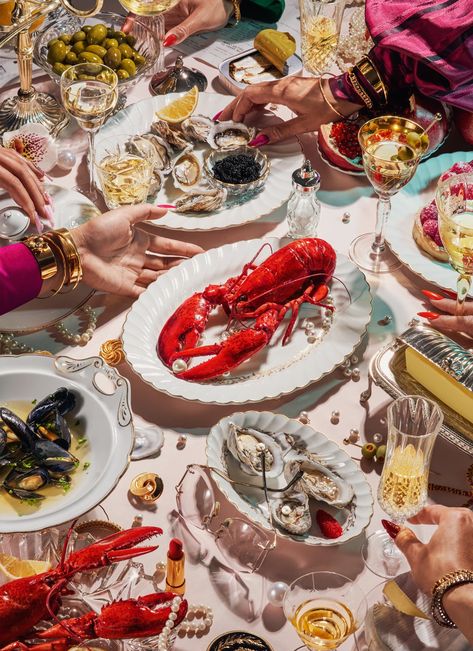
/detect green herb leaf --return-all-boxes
[83,461,91,471]
[31,399,37,405]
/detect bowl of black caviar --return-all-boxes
[204,146,270,196]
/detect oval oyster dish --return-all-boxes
[207,411,373,545]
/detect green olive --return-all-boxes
[65,51,78,64]
[104,46,121,69]
[78,73,97,80]
[71,40,86,55]
[78,51,103,64]
[72,30,86,42]
[82,25,92,33]
[47,41,67,64]
[118,43,133,59]
[406,131,421,148]
[112,30,127,44]
[397,145,415,161]
[116,68,129,80]
[96,70,116,83]
[119,58,136,76]
[87,24,108,45]
[361,443,377,460]
[47,38,60,48]
[59,33,73,45]
[52,61,69,75]
[133,52,146,66]
[86,44,107,58]
[103,38,119,49]
[107,27,114,37]
[125,34,136,47]
[420,133,429,149]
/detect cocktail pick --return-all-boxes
[423,112,443,136]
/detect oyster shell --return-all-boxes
[271,491,311,535]
[127,134,172,175]
[285,458,354,508]
[227,423,283,478]
[207,121,256,150]
[150,119,190,151]
[172,152,202,191]
[181,115,214,143]
[148,169,164,197]
[174,187,227,213]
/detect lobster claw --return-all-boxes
[63,526,163,574]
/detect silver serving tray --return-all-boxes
[367,334,473,455]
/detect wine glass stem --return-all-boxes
[456,274,471,316]
[87,130,97,195]
[372,195,391,256]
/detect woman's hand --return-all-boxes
[70,204,203,298]
[419,291,473,338]
[163,0,233,46]
[217,76,363,145]
[0,147,49,227]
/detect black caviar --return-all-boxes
[212,153,262,184]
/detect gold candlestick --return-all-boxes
[0,0,103,136]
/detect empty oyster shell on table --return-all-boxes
[127,134,172,175]
[226,423,284,479]
[271,490,311,535]
[172,151,203,191]
[150,118,191,151]
[181,115,214,143]
[174,187,227,213]
[207,121,256,150]
[285,458,354,508]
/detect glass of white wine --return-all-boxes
[299,0,345,75]
[60,64,118,200]
[436,173,473,315]
[284,571,367,651]
[350,115,429,274]
[362,395,443,579]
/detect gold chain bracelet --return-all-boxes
[431,569,473,627]
[347,68,373,110]
[228,0,241,25]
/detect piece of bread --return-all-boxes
[412,211,449,262]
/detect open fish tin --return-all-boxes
[219,47,303,95]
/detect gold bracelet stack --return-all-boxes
[431,569,473,627]
[347,68,373,109]
[24,228,83,298]
[355,56,388,105]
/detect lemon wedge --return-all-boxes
[0,553,51,580]
[155,86,199,124]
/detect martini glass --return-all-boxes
[436,173,473,314]
[350,115,429,273]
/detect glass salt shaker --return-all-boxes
[286,159,321,239]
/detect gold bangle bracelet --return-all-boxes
[431,569,473,628]
[23,236,58,281]
[51,229,83,289]
[347,68,373,109]
[41,235,67,297]
[318,77,348,119]
[355,56,388,105]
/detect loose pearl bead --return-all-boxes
[373,432,383,444]
[267,581,288,607]
[172,359,188,373]
[57,149,76,170]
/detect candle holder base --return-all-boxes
[0,88,69,136]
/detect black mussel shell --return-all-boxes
[27,387,76,426]
[0,427,6,456]
[5,486,45,501]
[0,408,37,451]
[37,412,71,450]
[32,439,78,473]
[5,466,50,491]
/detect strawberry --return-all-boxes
[423,219,443,247]
[420,201,438,224]
[316,509,343,539]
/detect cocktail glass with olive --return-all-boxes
[60,63,118,200]
[349,115,429,274]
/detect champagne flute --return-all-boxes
[350,115,429,274]
[283,571,367,650]
[60,64,118,200]
[362,395,443,579]
[436,173,473,314]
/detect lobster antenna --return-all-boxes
[46,578,85,642]
[59,517,79,572]
[226,242,274,294]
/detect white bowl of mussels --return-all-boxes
[206,411,374,545]
[0,354,133,533]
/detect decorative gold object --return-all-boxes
[0,0,103,136]
[129,472,164,502]
[100,339,125,367]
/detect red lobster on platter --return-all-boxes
[0,526,188,649]
[158,238,337,381]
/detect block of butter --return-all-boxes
[401,327,473,426]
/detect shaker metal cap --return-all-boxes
[0,207,30,240]
[150,56,208,95]
[292,159,320,190]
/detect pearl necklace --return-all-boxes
[157,597,214,650]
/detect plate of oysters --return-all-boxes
[206,411,374,545]
[99,90,303,231]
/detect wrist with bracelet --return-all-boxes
[346,56,389,110]
[431,569,473,628]
[226,0,241,25]
[24,228,83,298]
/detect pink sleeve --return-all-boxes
[0,243,42,316]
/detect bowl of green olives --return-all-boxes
[34,11,159,90]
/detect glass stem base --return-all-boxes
[349,233,401,273]
[362,530,409,578]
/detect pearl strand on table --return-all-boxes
[157,597,214,650]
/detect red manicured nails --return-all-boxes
[157,203,176,209]
[421,289,445,301]
[381,519,401,540]
[249,134,270,148]
[163,33,177,47]
[212,110,223,121]
[417,311,440,320]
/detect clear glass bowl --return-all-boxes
[34,11,160,94]
[204,146,270,197]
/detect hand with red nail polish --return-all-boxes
[417,311,440,320]
[419,290,473,338]
[381,519,401,540]
[393,505,473,643]
[162,0,232,48]
[249,134,269,148]
[0,146,49,225]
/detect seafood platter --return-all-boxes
[206,411,373,545]
[0,354,133,533]
[123,237,372,403]
[99,91,303,230]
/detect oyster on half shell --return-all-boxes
[285,458,354,508]
[127,134,172,175]
[207,121,256,150]
[227,423,283,478]
[174,187,227,213]
[181,115,214,143]
[271,491,311,535]
[150,119,191,151]
[172,151,202,191]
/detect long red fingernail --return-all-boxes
[212,110,223,121]
[249,134,270,148]
[382,519,401,540]
[417,311,440,320]
[157,203,176,209]
[163,34,177,47]
[443,288,458,299]
[421,289,444,301]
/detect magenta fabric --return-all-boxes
[0,243,42,316]
[330,0,473,112]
